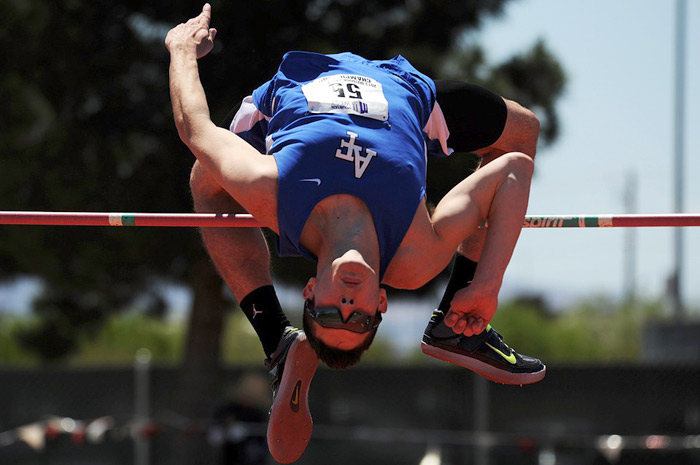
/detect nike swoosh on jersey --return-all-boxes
[299,178,322,186]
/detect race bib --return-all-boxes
[301,74,389,121]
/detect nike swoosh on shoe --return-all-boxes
[485,342,517,364]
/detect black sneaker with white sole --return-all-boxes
[421,310,546,385]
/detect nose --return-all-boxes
[340,297,355,306]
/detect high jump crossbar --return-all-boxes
[0,211,699,228]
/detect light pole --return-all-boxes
[671,0,687,319]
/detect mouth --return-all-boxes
[334,257,372,287]
[341,276,362,287]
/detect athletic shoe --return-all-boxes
[265,327,319,463]
[421,310,546,385]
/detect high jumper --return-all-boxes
[167,4,541,462]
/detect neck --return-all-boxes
[302,195,380,272]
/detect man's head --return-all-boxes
[301,251,387,369]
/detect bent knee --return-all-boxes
[190,161,219,198]
[501,151,534,177]
[189,160,240,211]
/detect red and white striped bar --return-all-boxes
[0,211,699,228]
[522,214,700,228]
[0,211,261,228]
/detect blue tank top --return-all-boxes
[252,52,436,279]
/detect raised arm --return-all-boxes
[165,4,279,230]
[166,4,217,145]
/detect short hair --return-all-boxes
[302,308,377,369]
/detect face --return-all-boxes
[303,250,387,351]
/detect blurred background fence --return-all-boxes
[1,361,700,465]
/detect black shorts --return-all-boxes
[434,79,507,153]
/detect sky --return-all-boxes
[477,0,700,309]
[1,0,698,352]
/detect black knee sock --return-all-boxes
[437,254,478,312]
[239,285,291,358]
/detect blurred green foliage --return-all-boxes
[0,296,670,367]
[406,296,669,365]
[484,297,666,363]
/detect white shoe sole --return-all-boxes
[421,341,546,385]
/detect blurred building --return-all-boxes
[643,321,700,363]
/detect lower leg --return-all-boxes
[191,161,290,357]
[437,256,477,314]
[437,202,486,313]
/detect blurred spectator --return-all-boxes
[213,373,270,465]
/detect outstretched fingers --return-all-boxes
[166,3,216,58]
[200,3,211,26]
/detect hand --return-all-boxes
[165,4,217,59]
[444,282,498,337]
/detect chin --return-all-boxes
[336,260,376,281]
[335,250,372,268]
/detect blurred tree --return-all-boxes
[0,1,565,463]
[406,296,667,365]
[0,0,200,360]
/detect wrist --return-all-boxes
[469,275,502,295]
[168,41,197,57]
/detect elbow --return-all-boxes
[173,113,192,145]
[175,113,208,150]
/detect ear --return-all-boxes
[377,288,388,313]
[302,277,316,300]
